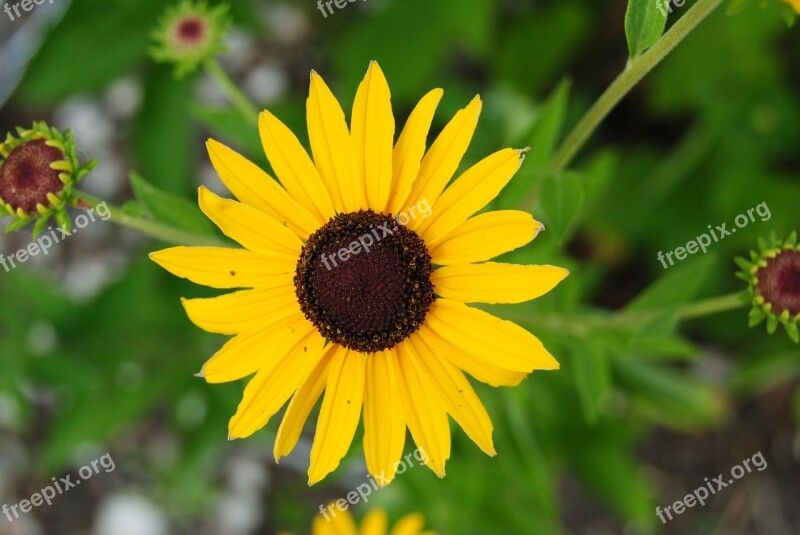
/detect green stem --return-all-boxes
[204,58,259,125]
[507,291,748,338]
[678,291,748,321]
[73,191,228,247]
[548,0,724,173]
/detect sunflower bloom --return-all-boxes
[279,506,436,535]
[151,61,569,485]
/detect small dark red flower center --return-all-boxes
[176,16,206,44]
[757,249,800,316]
[0,139,65,213]
[295,210,434,353]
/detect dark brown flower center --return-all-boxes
[0,139,65,213]
[294,210,434,353]
[176,17,206,44]
[757,249,800,316]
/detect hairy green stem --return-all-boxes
[204,58,259,125]
[506,291,748,338]
[548,0,725,173]
[73,191,228,247]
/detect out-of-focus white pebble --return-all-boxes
[62,252,126,301]
[93,494,169,535]
[25,322,57,356]
[197,162,230,196]
[53,98,115,153]
[243,61,288,105]
[262,3,309,44]
[220,29,256,73]
[213,456,268,535]
[104,77,142,120]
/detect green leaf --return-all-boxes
[624,0,668,58]
[613,359,727,430]
[17,0,164,104]
[626,254,715,312]
[569,340,611,424]
[189,104,264,166]
[536,171,585,242]
[493,79,571,211]
[132,66,197,195]
[517,79,571,168]
[129,172,214,236]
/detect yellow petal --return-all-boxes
[308,349,366,485]
[416,325,526,388]
[363,350,406,486]
[425,299,559,374]
[352,61,395,212]
[417,149,523,246]
[206,139,320,238]
[359,509,388,535]
[149,246,294,289]
[198,186,302,258]
[307,71,362,212]
[429,210,543,265]
[407,333,495,456]
[182,285,297,335]
[394,341,450,478]
[388,514,426,535]
[313,505,358,535]
[274,345,339,462]
[258,110,337,222]
[200,309,310,384]
[388,88,443,216]
[403,96,482,226]
[432,262,569,304]
[228,329,326,439]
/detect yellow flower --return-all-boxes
[151,61,569,485]
[279,507,437,535]
[785,0,800,14]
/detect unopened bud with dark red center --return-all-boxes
[150,1,231,78]
[0,121,96,237]
[736,232,800,343]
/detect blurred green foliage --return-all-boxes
[2,0,799,533]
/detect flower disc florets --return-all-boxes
[736,232,800,343]
[0,121,95,236]
[150,1,231,77]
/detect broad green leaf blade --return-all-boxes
[132,66,196,196]
[624,0,669,58]
[569,340,611,424]
[613,358,727,430]
[518,79,571,169]
[536,171,585,242]
[129,172,215,236]
[189,105,263,166]
[17,0,164,104]
[626,254,716,312]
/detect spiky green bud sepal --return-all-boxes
[0,121,97,238]
[150,1,231,78]
[736,232,800,343]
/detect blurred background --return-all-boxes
[0,0,799,533]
